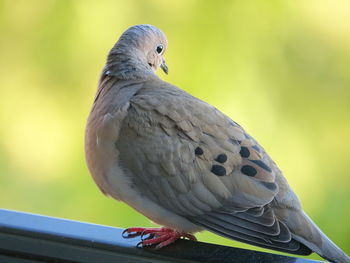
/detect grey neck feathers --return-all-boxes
[104,46,155,80]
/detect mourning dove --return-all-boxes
[85,24,350,263]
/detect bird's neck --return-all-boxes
[104,48,155,80]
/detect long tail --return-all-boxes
[282,209,350,263]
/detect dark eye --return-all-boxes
[156,44,163,54]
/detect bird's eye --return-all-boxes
[156,44,164,54]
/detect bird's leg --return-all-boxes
[122,227,197,249]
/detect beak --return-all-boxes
[160,58,168,74]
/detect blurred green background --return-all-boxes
[0,0,349,261]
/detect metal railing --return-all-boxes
[0,209,323,262]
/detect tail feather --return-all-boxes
[281,209,350,263]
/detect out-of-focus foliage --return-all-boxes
[0,0,349,260]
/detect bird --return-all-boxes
[85,24,350,263]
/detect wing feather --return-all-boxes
[114,80,311,255]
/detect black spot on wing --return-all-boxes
[250,160,272,173]
[211,165,226,176]
[215,154,227,163]
[195,147,203,155]
[241,165,257,177]
[239,147,250,158]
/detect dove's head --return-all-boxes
[105,24,168,79]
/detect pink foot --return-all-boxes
[122,227,197,249]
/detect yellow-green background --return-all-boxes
[1,0,349,261]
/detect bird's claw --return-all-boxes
[122,227,197,249]
[122,228,143,239]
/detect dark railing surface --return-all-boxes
[0,209,323,263]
